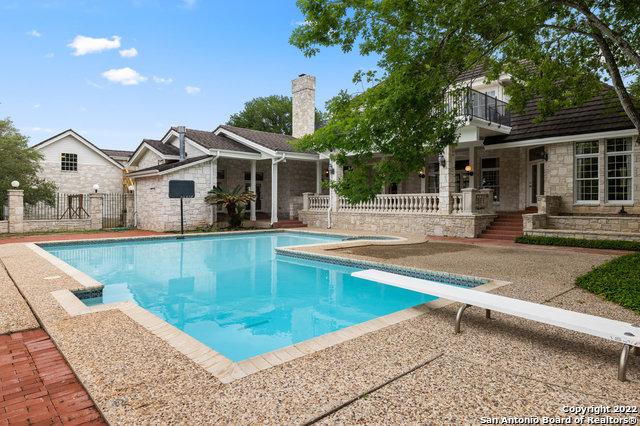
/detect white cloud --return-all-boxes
[68,35,121,56]
[119,47,138,58]
[185,85,201,95]
[181,0,197,8]
[29,127,53,133]
[26,29,42,37]
[44,52,54,59]
[33,104,41,109]
[102,67,147,85]
[152,76,173,84]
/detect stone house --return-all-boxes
[127,71,639,241]
[32,129,132,194]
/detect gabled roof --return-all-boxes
[217,125,300,153]
[144,139,180,156]
[183,128,258,153]
[127,155,212,177]
[484,87,635,145]
[101,149,134,159]
[32,129,125,170]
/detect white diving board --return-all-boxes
[352,269,640,381]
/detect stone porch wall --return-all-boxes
[546,216,640,233]
[0,221,7,233]
[298,210,496,238]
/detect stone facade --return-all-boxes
[135,150,164,170]
[298,210,495,238]
[292,74,316,139]
[23,219,92,233]
[7,190,24,233]
[0,221,7,233]
[39,162,123,194]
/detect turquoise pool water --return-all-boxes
[43,232,436,361]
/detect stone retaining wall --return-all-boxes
[298,210,496,238]
[23,219,92,233]
[525,229,640,242]
[547,215,640,233]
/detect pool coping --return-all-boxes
[26,230,510,384]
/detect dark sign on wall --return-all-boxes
[169,180,195,199]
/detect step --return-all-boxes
[482,229,523,236]
[487,225,523,232]
[479,233,519,241]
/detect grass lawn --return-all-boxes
[576,253,640,313]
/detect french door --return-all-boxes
[528,161,545,206]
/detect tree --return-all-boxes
[205,185,256,228]
[289,0,640,200]
[227,95,326,135]
[0,118,56,208]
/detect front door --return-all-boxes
[528,161,545,206]
[245,183,262,211]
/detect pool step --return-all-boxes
[272,219,307,229]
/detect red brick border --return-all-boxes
[0,329,105,425]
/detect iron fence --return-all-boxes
[23,193,90,220]
[102,193,126,228]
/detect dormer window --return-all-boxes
[61,153,78,171]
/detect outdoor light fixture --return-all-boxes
[93,183,100,193]
[128,185,135,192]
[328,163,335,177]
[323,169,330,178]
[542,150,549,161]
[10,180,19,188]
[438,154,446,168]
[464,164,474,176]
[418,168,426,179]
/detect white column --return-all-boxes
[211,158,218,225]
[329,159,343,211]
[271,159,279,224]
[420,172,426,193]
[438,145,456,214]
[468,145,476,189]
[250,160,257,222]
[316,160,322,194]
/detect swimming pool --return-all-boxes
[43,232,441,361]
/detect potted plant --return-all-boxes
[205,185,256,228]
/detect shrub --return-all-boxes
[515,235,640,251]
[576,253,640,313]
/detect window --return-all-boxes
[61,153,77,171]
[574,141,599,202]
[217,169,225,180]
[244,172,264,181]
[481,158,500,201]
[606,138,633,202]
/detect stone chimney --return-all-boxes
[177,126,186,161]
[292,74,316,138]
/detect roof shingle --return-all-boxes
[144,139,180,156]
[219,125,301,152]
[184,129,258,153]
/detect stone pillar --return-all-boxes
[7,189,24,233]
[537,195,561,215]
[479,189,495,214]
[302,192,312,210]
[250,160,257,222]
[271,159,279,224]
[329,159,343,211]
[316,160,322,194]
[89,193,103,230]
[292,74,316,139]
[468,145,476,189]
[438,145,456,214]
[124,193,135,228]
[461,188,476,214]
[211,158,218,225]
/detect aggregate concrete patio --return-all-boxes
[0,229,638,424]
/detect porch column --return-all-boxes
[250,160,257,222]
[468,146,476,188]
[211,158,218,225]
[316,160,322,194]
[329,159,343,211]
[438,145,456,214]
[7,189,24,234]
[271,159,279,224]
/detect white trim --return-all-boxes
[215,128,279,157]
[33,130,125,170]
[127,156,213,178]
[274,151,320,161]
[485,128,638,150]
[209,148,262,160]
[604,137,635,204]
[574,140,600,204]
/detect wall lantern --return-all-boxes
[418,168,426,179]
[437,154,446,168]
[464,164,474,176]
[92,183,100,193]
[10,180,19,188]
[328,163,335,177]
[542,151,549,161]
[128,185,135,192]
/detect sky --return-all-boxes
[0,0,378,150]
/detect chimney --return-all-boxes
[292,74,316,138]
[177,126,186,161]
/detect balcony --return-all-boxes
[447,87,511,127]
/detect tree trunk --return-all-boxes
[591,31,640,131]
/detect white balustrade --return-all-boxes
[337,193,440,214]
[307,195,330,211]
[450,193,463,214]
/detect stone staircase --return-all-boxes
[272,219,307,229]
[479,211,528,241]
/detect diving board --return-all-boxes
[352,269,640,381]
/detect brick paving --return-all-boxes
[0,329,105,425]
[0,229,166,245]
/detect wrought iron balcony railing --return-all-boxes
[446,87,511,127]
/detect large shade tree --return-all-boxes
[290,0,640,201]
[0,118,56,208]
[227,95,326,135]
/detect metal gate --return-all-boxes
[102,193,126,228]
